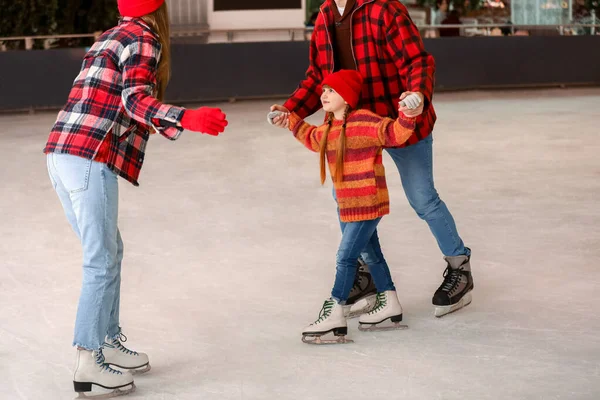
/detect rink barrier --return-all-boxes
[2,24,599,47]
[1,36,600,112]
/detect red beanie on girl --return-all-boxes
[321,70,364,109]
[118,0,165,17]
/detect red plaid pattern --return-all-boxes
[284,0,436,146]
[44,18,185,186]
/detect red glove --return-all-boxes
[180,107,228,136]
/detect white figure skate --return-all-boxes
[103,334,150,375]
[302,298,353,344]
[73,349,135,399]
[358,291,408,332]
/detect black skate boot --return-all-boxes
[344,258,378,319]
[432,250,474,318]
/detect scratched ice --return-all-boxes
[1,88,600,400]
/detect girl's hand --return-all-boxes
[398,92,424,117]
[269,104,290,129]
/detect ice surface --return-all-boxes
[1,88,600,400]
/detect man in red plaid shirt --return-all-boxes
[272,0,474,318]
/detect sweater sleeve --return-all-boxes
[288,112,323,153]
[378,113,416,147]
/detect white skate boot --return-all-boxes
[358,291,408,331]
[302,298,352,344]
[103,334,150,374]
[73,349,135,399]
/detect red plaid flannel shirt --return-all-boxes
[44,18,185,186]
[284,0,436,146]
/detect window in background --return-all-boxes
[214,0,302,11]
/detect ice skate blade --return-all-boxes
[109,363,151,375]
[434,291,473,318]
[358,322,408,332]
[302,334,353,345]
[131,363,150,375]
[75,383,136,399]
[344,295,377,319]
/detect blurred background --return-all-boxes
[0,0,599,112]
[1,3,600,399]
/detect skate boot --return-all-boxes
[73,348,135,399]
[302,298,352,344]
[344,258,378,319]
[103,333,150,374]
[358,291,408,331]
[432,251,474,317]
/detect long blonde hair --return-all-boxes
[141,2,171,101]
[319,105,350,185]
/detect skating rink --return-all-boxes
[1,88,599,400]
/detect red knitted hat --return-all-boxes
[118,0,165,17]
[322,70,364,109]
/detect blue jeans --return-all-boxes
[46,153,122,350]
[386,135,469,257]
[331,218,396,303]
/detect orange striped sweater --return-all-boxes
[289,110,416,223]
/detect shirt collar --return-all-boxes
[120,16,154,34]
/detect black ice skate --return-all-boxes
[344,258,378,319]
[432,251,474,317]
[302,298,353,344]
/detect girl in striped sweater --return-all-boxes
[283,69,418,343]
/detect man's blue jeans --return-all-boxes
[386,135,468,257]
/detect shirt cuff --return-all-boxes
[151,106,185,140]
[158,106,185,127]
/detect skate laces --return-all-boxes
[113,339,139,356]
[95,350,122,375]
[314,299,335,324]
[368,292,388,315]
[440,266,463,293]
[104,331,139,356]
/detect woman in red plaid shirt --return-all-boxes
[44,0,227,397]
[271,0,474,320]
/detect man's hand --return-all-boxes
[398,92,425,117]
[269,104,290,129]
